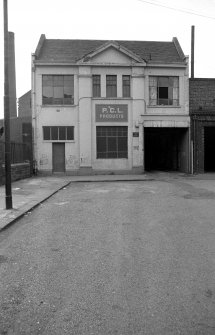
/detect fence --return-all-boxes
[0,141,32,164]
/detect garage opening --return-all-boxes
[204,127,215,171]
[144,127,189,172]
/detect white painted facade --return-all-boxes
[32,40,190,174]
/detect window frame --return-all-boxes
[96,126,128,159]
[43,126,74,141]
[122,75,131,98]
[42,75,74,105]
[92,75,101,97]
[106,75,117,98]
[149,76,179,106]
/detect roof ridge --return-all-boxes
[44,38,174,43]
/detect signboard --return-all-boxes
[96,104,128,122]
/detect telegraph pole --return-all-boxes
[3,0,12,209]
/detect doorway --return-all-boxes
[52,143,65,172]
[144,127,189,172]
[204,127,215,171]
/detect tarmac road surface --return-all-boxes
[1,176,215,334]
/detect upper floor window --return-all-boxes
[149,76,179,106]
[106,75,117,98]
[92,75,101,97]
[42,75,74,105]
[122,75,131,98]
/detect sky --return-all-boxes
[0,0,215,118]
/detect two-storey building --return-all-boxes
[32,35,190,174]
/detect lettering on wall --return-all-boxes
[96,104,128,122]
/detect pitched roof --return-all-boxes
[34,35,186,64]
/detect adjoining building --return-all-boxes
[32,35,190,175]
[190,78,215,173]
[0,32,33,184]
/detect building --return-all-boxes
[18,90,31,118]
[0,31,33,184]
[32,35,190,175]
[190,78,215,173]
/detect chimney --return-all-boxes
[191,26,195,78]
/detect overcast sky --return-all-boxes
[1,0,215,118]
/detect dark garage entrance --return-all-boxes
[144,127,189,172]
[204,127,215,171]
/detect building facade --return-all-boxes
[190,78,215,173]
[32,35,190,175]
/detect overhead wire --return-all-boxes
[137,0,215,20]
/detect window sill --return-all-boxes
[42,104,76,108]
[148,105,181,108]
[96,158,128,160]
[43,140,75,143]
[92,97,132,100]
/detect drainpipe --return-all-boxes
[135,98,147,172]
[31,53,37,174]
[191,26,195,78]
[191,26,195,173]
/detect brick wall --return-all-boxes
[0,162,31,185]
[190,78,215,112]
[18,90,31,118]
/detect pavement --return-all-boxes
[1,172,215,232]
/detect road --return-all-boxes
[1,175,215,334]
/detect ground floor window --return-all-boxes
[43,126,74,141]
[96,126,128,158]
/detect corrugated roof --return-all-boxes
[35,38,186,64]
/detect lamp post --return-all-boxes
[3,0,12,209]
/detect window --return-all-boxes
[42,75,74,105]
[122,75,130,97]
[149,76,179,106]
[96,126,128,158]
[43,126,74,141]
[106,75,117,97]
[92,75,101,97]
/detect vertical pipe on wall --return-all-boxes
[191,26,195,78]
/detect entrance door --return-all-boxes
[52,143,65,172]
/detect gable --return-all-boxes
[77,41,146,65]
[88,46,137,64]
